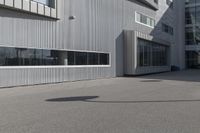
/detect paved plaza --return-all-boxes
[0,70,200,133]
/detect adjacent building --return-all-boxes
[124,0,175,75]
[0,0,186,87]
[185,0,200,68]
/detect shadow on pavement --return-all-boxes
[136,70,200,82]
[140,79,163,82]
[46,96,200,103]
[46,96,99,102]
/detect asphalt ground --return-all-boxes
[0,70,200,133]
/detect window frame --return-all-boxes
[137,38,169,67]
[0,46,111,69]
[32,0,55,8]
[135,12,156,28]
[162,23,174,35]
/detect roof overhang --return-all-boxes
[137,0,159,11]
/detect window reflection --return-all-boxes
[185,0,200,5]
[75,52,87,65]
[88,53,99,65]
[33,0,55,8]
[185,4,200,45]
[100,54,109,65]
[0,47,110,66]
[162,23,174,35]
[138,38,169,67]
[186,51,200,68]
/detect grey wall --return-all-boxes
[173,0,186,69]
[124,0,156,33]
[0,0,178,87]
[0,0,124,87]
[124,0,174,43]
[123,0,175,75]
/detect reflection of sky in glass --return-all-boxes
[33,0,49,5]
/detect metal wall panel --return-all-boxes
[0,0,176,87]
[0,0,124,87]
[124,30,171,75]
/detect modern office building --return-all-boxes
[185,0,200,68]
[0,0,186,87]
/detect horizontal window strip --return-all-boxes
[0,47,110,67]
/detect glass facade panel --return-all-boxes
[100,54,110,65]
[185,0,200,5]
[0,47,110,66]
[75,52,87,65]
[185,0,200,68]
[185,5,200,45]
[137,38,169,67]
[88,53,99,65]
[68,51,75,65]
[186,51,200,68]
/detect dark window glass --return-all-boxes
[162,23,174,35]
[100,54,109,65]
[185,6,200,45]
[0,47,109,66]
[141,15,147,24]
[186,51,200,68]
[152,46,159,66]
[138,45,144,66]
[185,0,200,5]
[88,53,99,65]
[75,52,87,65]
[138,38,169,67]
[68,51,75,65]
[143,45,151,66]
[40,49,59,65]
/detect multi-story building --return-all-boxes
[185,0,200,68]
[0,0,184,87]
[124,0,175,75]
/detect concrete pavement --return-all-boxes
[0,70,200,133]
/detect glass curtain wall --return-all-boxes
[185,0,200,68]
[137,38,169,67]
[185,0,200,45]
[186,51,200,68]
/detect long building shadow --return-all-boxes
[46,96,200,104]
[124,70,200,82]
[136,70,200,82]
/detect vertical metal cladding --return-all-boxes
[0,0,124,87]
[0,0,176,87]
[0,67,112,87]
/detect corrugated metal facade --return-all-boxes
[0,0,124,87]
[0,0,175,87]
